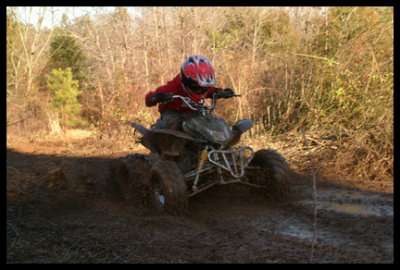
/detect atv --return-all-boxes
[115,93,291,215]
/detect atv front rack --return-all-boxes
[184,146,256,197]
[208,146,255,178]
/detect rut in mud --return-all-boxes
[6,140,393,263]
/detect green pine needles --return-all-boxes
[49,68,84,129]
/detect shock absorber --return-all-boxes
[192,149,208,191]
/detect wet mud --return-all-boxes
[6,142,393,263]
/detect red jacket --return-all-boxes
[145,74,217,113]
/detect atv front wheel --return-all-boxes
[149,160,188,216]
[248,149,291,199]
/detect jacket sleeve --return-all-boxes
[205,86,219,99]
[145,74,180,107]
[145,91,157,107]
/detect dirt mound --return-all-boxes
[6,138,393,263]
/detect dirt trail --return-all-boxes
[6,138,393,263]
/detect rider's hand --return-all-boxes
[216,88,235,99]
[151,92,174,104]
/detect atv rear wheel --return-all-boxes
[248,149,291,199]
[149,160,188,216]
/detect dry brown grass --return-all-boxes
[241,126,392,194]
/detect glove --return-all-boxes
[151,92,173,104]
[216,88,235,99]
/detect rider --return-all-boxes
[145,55,235,131]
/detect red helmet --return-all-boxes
[180,55,216,102]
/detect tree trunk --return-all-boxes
[153,7,164,85]
[162,7,173,78]
[47,111,62,135]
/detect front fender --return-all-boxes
[232,118,253,135]
[229,119,253,147]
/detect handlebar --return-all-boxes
[169,93,240,114]
[171,95,203,111]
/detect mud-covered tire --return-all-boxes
[248,149,291,199]
[149,160,188,216]
[116,154,151,201]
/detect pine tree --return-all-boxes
[48,68,83,132]
[49,35,86,84]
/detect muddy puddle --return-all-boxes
[243,182,393,263]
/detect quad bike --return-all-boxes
[115,93,291,215]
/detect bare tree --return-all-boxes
[7,7,58,98]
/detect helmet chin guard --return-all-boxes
[181,81,208,103]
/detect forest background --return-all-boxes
[6,6,393,186]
